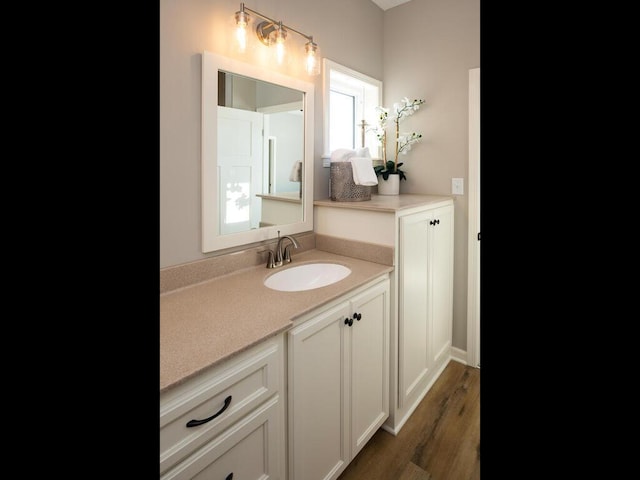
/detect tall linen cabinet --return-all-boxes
[314,194,454,434]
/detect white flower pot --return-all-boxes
[377,174,400,195]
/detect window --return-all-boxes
[322,59,383,166]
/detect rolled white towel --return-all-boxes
[350,156,378,186]
[289,161,302,182]
[330,148,356,163]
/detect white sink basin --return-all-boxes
[264,263,352,292]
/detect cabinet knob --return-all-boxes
[353,312,362,321]
[226,474,233,480]
[344,317,353,327]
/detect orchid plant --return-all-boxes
[372,97,426,180]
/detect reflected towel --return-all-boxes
[289,161,302,182]
[330,148,356,162]
[350,157,378,186]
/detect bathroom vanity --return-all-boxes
[160,248,393,480]
[314,194,454,434]
[160,192,454,479]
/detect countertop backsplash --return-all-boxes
[160,231,316,294]
[160,231,395,294]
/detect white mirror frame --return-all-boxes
[202,51,314,253]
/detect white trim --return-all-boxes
[450,346,467,365]
[322,58,383,166]
[201,51,314,253]
[257,101,303,114]
[466,68,480,368]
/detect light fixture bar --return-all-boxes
[237,3,314,46]
[235,3,321,75]
[280,25,312,43]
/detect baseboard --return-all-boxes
[450,346,467,365]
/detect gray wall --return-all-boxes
[383,0,479,352]
[160,0,479,350]
[160,0,383,267]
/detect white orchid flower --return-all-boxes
[372,97,425,176]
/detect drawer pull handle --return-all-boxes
[186,395,232,428]
[225,474,233,480]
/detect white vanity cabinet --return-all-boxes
[160,335,286,480]
[287,275,390,480]
[397,204,454,424]
[314,195,454,435]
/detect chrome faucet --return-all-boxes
[266,231,300,268]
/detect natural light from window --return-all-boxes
[323,59,383,166]
[329,90,355,152]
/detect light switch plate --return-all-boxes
[452,177,464,195]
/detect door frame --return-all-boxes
[467,68,480,368]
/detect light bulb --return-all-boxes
[275,23,286,65]
[305,41,320,76]
[235,10,249,53]
[236,25,247,52]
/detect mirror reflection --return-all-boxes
[202,51,314,254]
[217,71,304,235]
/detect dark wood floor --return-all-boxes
[338,360,480,480]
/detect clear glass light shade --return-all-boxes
[305,41,321,76]
[235,11,249,52]
[275,26,287,65]
[236,25,248,52]
[233,5,321,74]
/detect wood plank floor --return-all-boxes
[337,360,480,480]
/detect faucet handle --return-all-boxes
[258,250,276,268]
[267,250,276,268]
[265,250,276,269]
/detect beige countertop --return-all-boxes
[160,249,393,394]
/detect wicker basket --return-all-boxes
[329,162,371,202]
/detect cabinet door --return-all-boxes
[288,301,350,480]
[398,211,431,408]
[429,205,454,367]
[349,279,390,458]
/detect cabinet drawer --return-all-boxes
[161,396,281,480]
[160,338,282,475]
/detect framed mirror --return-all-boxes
[202,51,314,253]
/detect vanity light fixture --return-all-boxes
[234,2,321,75]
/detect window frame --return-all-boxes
[322,59,383,166]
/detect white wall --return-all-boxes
[160,0,479,350]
